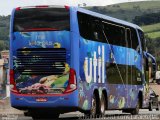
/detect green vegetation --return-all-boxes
[0,40,8,51]
[142,23,160,39]
[0,15,10,51]
[133,12,160,25]
[88,1,160,22]
[147,31,160,39]
[142,23,160,33]
[0,15,10,40]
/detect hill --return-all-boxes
[88,1,160,22]
[142,23,160,39]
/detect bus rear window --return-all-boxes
[13,8,70,32]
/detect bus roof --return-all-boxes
[76,7,143,31]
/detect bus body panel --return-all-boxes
[13,31,71,91]
[77,32,143,110]
[11,90,79,109]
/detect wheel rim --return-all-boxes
[91,95,96,116]
[101,95,105,114]
[136,101,140,112]
[150,103,153,110]
[157,103,159,110]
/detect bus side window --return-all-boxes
[78,12,105,43]
[126,28,132,48]
[131,29,139,52]
[91,20,105,42]
[103,22,126,47]
[78,12,93,40]
[138,30,145,51]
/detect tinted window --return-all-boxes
[78,12,105,42]
[78,12,139,49]
[131,29,139,50]
[102,22,126,47]
[138,30,145,51]
[106,63,142,85]
[14,8,70,32]
[127,28,139,51]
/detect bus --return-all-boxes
[10,5,150,119]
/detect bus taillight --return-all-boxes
[15,7,21,11]
[10,69,18,93]
[64,68,77,93]
[64,5,70,10]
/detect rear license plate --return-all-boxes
[36,98,48,102]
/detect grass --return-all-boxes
[107,0,160,15]
[145,31,160,39]
[141,23,160,39]
[142,23,160,33]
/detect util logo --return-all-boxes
[84,45,105,83]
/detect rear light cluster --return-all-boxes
[64,68,77,93]
[10,69,18,93]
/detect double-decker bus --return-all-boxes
[10,5,150,119]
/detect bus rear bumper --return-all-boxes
[10,90,79,112]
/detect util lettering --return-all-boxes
[84,46,105,83]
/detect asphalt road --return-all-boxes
[0,110,160,120]
[0,98,160,120]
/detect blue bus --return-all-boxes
[10,5,150,119]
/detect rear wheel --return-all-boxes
[130,100,140,115]
[30,111,60,120]
[149,102,153,111]
[32,114,59,120]
[156,103,159,111]
[84,93,99,118]
[100,93,106,117]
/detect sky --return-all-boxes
[0,0,152,15]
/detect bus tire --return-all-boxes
[149,102,153,111]
[130,99,140,115]
[85,93,99,118]
[99,93,106,117]
[31,113,60,120]
[156,103,159,111]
